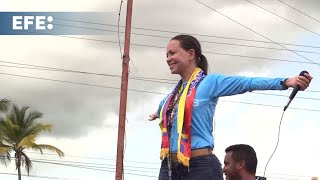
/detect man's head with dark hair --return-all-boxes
[223,144,257,180]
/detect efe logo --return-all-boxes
[12,16,53,30]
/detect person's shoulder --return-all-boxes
[204,73,225,80]
[205,73,223,77]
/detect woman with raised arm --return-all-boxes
[149,35,312,180]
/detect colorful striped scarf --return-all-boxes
[159,68,206,167]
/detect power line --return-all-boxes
[0,171,301,180]
[0,59,315,84]
[117,0,124,59]
[1,72,319,113]
[29,159,159,174]
[53,17,320,49]
[7,158,159,178]
[31,160,158,178]
[245,0,320,38]
[257,171,313,179]
[0,63,120,77]
[276,0,320,24]
[193,0,320,67]
[31,160,158,174]
[0,61,176,82]
[25,151,160,165]
[1,60,319,100]
[304,90,320,93]
[221,99,320,112]
[29,158,159,171]
[53,23,320,55]
[0,172,81,180]
[0,72,163,95]
[207,52,315,65]
[266,177,299,180]
[1,63,319,99]
[251,92,320,101]
[21,31,318,65]
[202,41,320,55]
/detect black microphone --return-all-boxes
[283,70,309,111]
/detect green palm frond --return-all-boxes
[0,117,5,125]
[21,151,32,175]
[17,134,36,148]
[31,144,64,157]
[26,123,52,136]
[0,99,10,112]
[3,118,20,130]
[0,145,11,155]
[9,105,19,125]
[0,152,11,166]
[24,111,43,128]
[0,146,11,166]
[0,141,11,166]
[10,105,30,126]
[1,119,20,144]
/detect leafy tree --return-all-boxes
[0,103,64,180]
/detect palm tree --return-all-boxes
[0,99,10,165]
[0,104,64,180]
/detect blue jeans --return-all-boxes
[158,154,223,180]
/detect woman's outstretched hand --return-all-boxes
[148,113,158,121]
[285,73,313,90]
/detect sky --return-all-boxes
[0,0,320,179]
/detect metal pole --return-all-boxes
[115,0,133,179]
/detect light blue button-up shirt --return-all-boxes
[157,74,287,152]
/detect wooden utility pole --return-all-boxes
[115,0,133,180]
